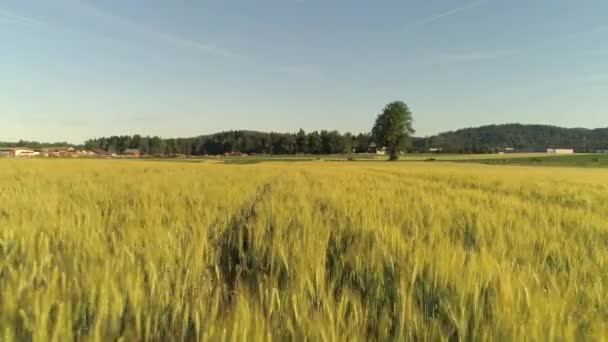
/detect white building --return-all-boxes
[0,147,38,157]
[546,148,574,154]
[368,143,387,155]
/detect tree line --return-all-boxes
[416,124,608,153]
[8,105,608,156]
[85,123,608,156]
[83,130,375,155]
[83,101,415,158]
[0,141,77,149]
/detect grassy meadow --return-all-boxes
[212,152,599,165]
[458,153,608,168]
[1,159,607,341]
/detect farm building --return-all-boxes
[368,143,387,155]
[546,148,574,154]
[123,149,141,157]
[41,147,100,157]
[91,149,112,157]
[41,146,76,157]
[0,147,38,157]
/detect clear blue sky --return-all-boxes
[1,0,607,143]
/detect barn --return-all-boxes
[0,147,38,157]
[546,148,574,154]
[123,149,141,157]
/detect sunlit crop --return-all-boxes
[1,159,606,341]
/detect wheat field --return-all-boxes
[0,159,607,341]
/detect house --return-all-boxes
[90,148,111,157]
[123,149,141,157]
[494,147,516,153]
[19,150,40,157]
[0,147,38,157]
[546,148,574,154]
[40,146,79,157]
[79,150,98,156]
[368,143,387,155]
[0,148,11,157]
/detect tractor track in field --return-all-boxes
[211,176,282,297]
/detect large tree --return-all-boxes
[372,101,415,160]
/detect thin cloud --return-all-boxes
[65,0,242,59]
[585,50,608,56]
[589,25,608,34]
[437,50,517,63]
[401,49,516,68]
[419,0,488,25]
[0,8,47,27]
[581,73,608,85]
[277,65,326,80]
[156,31,242,59]
[132,115,165,122]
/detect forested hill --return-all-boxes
[6,124,608,155]
[415,124,608,153]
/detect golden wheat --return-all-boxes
[0,159,606,341]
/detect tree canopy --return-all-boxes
[372,101,415,160]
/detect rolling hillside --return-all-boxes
[414,124,608,153]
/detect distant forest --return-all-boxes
[84,130,371,155]
[0,141,76,149]
[84,124,608,155]
[4,124,608,155]
[415,124,608,153]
